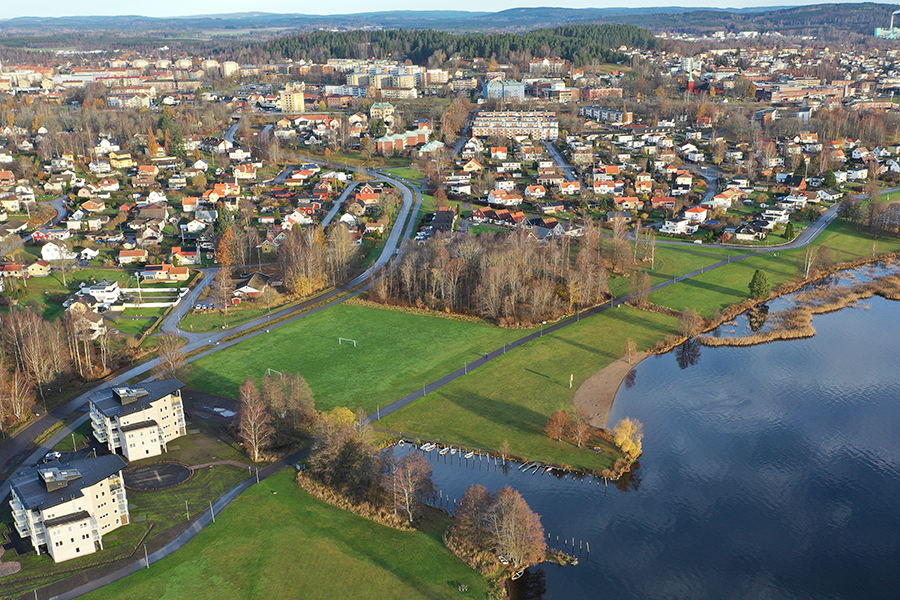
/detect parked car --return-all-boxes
[42,451,62,463]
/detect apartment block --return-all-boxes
[471,111,559,141]
[8,455,129,562]
[89,379,186,461]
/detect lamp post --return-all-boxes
[540,321,546,337]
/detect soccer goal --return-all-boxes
[338,338,358,347]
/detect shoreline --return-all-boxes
[573,352,646,429]
[582,256,900,431]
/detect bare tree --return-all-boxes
[569,413,593,447]
[156,333,185,378]
[239,378,274,462]
[488,486,547,569]
[384,452,435,523]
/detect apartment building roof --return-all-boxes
[90,378,184,419]
[10,454,128,511]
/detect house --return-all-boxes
[233,163,257,181]
[81,200,106,213]
[539,201,566,214]
[461,159,483,173]
[8,455,130,563]
[660,219,699,235]
[117,249,148,265]
[88,161,112,175]
[26,260,51,277]
[650,196,677,211]
[615,196,642,211]
[234,272,271,299]
[525,185,546,200]
[818,189,843,202]
[141,264,189,281]
[559,181,581,195]
[66,299,107,340]
[684,206,708,223]
[41,242,77,262]
[0,170,15,186]
[674,171,693,188]
[89,379,187,461]
[108,151,136,170]
[734,224,769,241]
[491,147,508,160]
[96,178,120,193]
[635,172,653,194]
[487,189,523,207]
[171,246,200,266]
[0,263,23,278]
[79,281,121,309]
[847,167,868,181]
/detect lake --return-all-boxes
[398,292,900,599]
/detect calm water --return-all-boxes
[398,294,900,599]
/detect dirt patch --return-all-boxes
[0,546,21,578]
[573,353,646,429]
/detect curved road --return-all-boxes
[0,159,856,598]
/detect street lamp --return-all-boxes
[540,321,546,337]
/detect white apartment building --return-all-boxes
[279,83,306,114]
[89,379,186,461]
[8,455,129,563]
[471,111,559,141]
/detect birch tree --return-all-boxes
[239,378,274,462]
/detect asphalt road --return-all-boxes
[0,166,421,502]
[22,196,68,244]
[542,140,578,182]
[320,181,359,228]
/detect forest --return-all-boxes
[366,226,624,327]
[261,24,657,67]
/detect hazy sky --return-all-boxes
[0,1,855,20]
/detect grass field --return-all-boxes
[82,470,488,600]
[186,303,525,413]
[0,463,247,600]
[384,167,425,181]
[378,306,679,471]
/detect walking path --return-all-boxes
[50,449,308,600]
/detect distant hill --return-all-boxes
[0,6,793,34]
[0,4,895,40]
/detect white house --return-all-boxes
[660,219,699,235]
[683,206,708,223]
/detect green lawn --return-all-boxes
[0,464,248,600]
[379,306,679,471]
[649,217,900,317]
[82,470,488,600]
[108,317,156,336]
[186,303,525,413]
[384,167,425,181]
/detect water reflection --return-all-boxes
[746,303,769,332]
[396,294,900,599]
[674,337,702,370]
[508,568,547,600]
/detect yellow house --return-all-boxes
[108,152,136,170]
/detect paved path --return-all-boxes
[367,201,843,424]
[51,449,309,600]
[0,164,421,489]
[321,181,359,228]
[542,140,578,182]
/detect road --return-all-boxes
[0,153,852,597]
[542,140,578,182]
[22,196,68,243]
[224,122,239,145]
[367,199,843,424]
[52,447,310,600]
[0,166,421,502]
[160,268,219,336]
[320,181,359,228]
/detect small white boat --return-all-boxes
[421,443,435,452]
[498,555,510,565]
[439,447,449,456]
[450,448,458,455]
[464,451,475,459]
[544,466,554,474]
[511,569,525,580]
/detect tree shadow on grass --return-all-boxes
[677,277,747,303]
[439,389,552,438]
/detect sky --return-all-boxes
[0,1,869,20]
